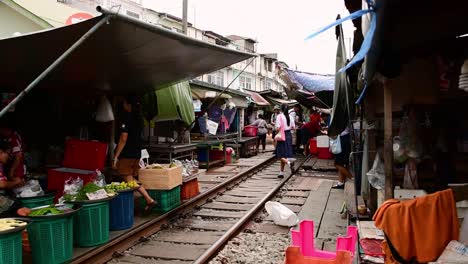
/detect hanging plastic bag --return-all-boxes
[265,201,299,227]
[329,136,342,154]
[366,153,385,190]
[95,95,115,122]
[139,149,150,168]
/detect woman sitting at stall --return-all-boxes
[251,114,268,152]
[113,95,156,212]
[275,104,295,178]
[0,141,23,217]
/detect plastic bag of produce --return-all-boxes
[265,201,299,227]
[59,177,83,203]
[14,180,44,198]
[94,170,106,187]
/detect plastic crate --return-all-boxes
[197,149,209,162]
[244,126,258,137]
[18,193,55,209]
[73,201,110,247]
[142,186,181,213]
[27,215,74,264]
[110,190,134,231]
[181,178,200,200]
[0,230,22,264]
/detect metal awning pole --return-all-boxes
[0,16,110,119]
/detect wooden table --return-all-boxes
[226,137,258,158]
[144,143,197,163]
[193,139,234,171]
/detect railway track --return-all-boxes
[73,155,307,264]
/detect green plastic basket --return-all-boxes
[142,186,181,214]
[0,230,22,264]
[73,201,110,247]
[27,215,74,264]
[19,193,55,209]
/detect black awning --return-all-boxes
[0,11,253,95]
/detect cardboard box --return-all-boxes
[139,165,182,190]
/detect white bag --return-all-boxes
[367,153,385,190]
[13,180,44,198]
[265,201,299,227]
[329,136,342,154]
[95,95,115,122]
[139,149,150,168]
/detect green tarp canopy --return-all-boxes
[143,81,195,126]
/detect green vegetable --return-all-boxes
[29,206,63,216]
[76,183,103,201]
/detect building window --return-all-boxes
[239,75,252,90]
[265,80,272,90]
[207,71,224,86]
[126,10,140,19]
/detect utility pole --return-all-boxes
[182,0,188,34]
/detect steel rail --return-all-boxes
[71,155,276,264]
[193,158,306,264]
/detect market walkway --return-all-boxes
[69,144,277,262]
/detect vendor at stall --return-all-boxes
[113,95,156,212]
[0,141,23,217]
[301,110,323,155]
[0,120,25,180]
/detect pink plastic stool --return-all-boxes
[290,220,358,259]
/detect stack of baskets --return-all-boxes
[139,165,183,213]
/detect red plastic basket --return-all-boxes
[244,126,258,137]
[181,178,200,200]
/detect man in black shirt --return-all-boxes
[113,95,155,211]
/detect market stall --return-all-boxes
[0,6,254,263]
[141,81,198,163]
[189,80,250,167]
[316,0,468,262]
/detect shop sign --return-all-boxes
[66,13,94,25]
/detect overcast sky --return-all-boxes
[142,0,354,74]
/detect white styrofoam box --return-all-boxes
[394,186,428,200]
[316,136,330,148]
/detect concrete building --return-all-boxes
[0,0,52,39]
[12,0,94,27]
[13,0,286,94]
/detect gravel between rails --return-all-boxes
[209,232,289,264]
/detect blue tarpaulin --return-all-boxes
[284,69,335,94]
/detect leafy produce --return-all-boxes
[77,183,103,200]
[105,181,139,192]
[64,182,114,201]
[29,206,63,216]
[0,219,27,232]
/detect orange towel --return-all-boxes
[373,189,459,263]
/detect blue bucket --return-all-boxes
[109,190,134,230]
